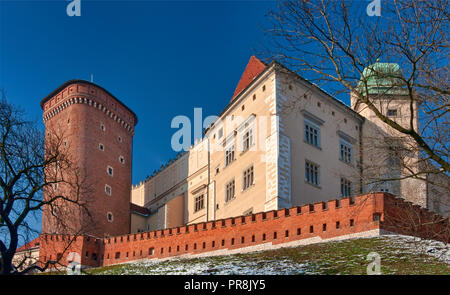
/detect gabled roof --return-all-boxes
[204,57,363,136]
[231,56,267,102]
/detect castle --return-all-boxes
[13,56,448,271]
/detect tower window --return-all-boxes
[107,166,113,176]
[99,143,104,151]
[105,184,112,196]
[387,109,398,117]
[107,212,114,222]
[118,136,122,142]
[119,156,125,164]
[253,94,256,100]
[101,124,105,132]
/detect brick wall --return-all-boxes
[382,194,450,242]
[38,234,103,269]
[41,80,137,238]
[38,193,449,269]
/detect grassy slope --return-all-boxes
[73,236,450,275]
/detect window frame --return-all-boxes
[387,109,398,117]
[339,138,353,164]
[194,194,205,213]
[105,184,112,196]
[107,166,114,177]
[305,160,320,187]
[340,177,352,197]
[240,121,255,153]
[304,118,321,148]
[224,141,235,167]
[225,179,236,203]
[242,165,254,191]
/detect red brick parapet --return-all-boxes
[37,193,449,270]
[41,80,137,134]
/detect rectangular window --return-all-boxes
[243,166,254,190]
[194,194,204,212]
[305,161,320,186]
[339,139,353,164]
[241,123,254,152]
[225,179,235,203]
[340,178,352,197]
[304,119,320,147]
[387,109,398,117]
[224,143,235,166]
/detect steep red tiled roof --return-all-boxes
[16,237,40,252]
[231,56,267,102]
[130,203,150,216]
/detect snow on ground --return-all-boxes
[99,235,449,275]
[102,257,318,275]
[380,234,450,264]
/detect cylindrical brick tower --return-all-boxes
[40,80,137,238]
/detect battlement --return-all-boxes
[38,193,449,269]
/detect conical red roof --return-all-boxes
[231,56,267,102]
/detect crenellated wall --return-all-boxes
[39,234,104,268]
[38,193,449,270]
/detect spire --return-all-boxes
[231,56,267,102]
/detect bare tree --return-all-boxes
[0,94,91,274]
[264,0,449,215]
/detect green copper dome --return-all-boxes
[357,61,408,95]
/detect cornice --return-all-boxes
[43,94,135,134]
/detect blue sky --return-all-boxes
[0,0,276,185]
